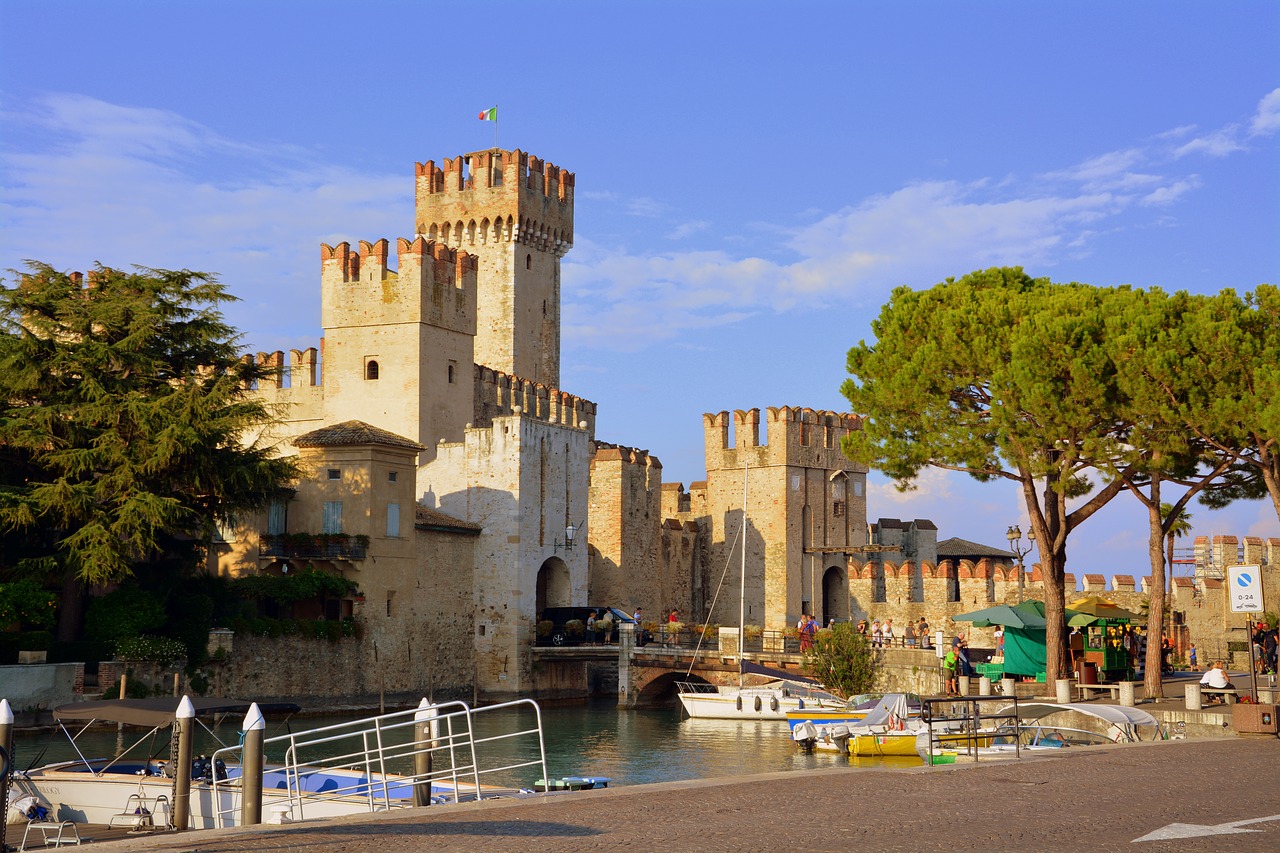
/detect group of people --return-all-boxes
[796,614,819,651]
[584,609,615,645]
[855,617,932,649]
[1253,621,1279,674]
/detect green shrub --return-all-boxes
[86,588,166,646]
[0,579,58,629]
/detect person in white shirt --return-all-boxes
[1199,661,1234,693]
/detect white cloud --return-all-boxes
[1250,88,1280,136]
[1173,130,1244,159]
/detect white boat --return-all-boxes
[677,662,843,720]
[791,693,940,755]
[6,695,552,830]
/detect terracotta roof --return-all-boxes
[1173,577,1195,588]
[294,420,424,451]
[414,504,481,534]
[935,537,1016,559]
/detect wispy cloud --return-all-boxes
[0,94,405,353]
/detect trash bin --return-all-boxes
[1080,662,1099,685]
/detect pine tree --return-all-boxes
[0,263,296,607]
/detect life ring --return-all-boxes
[754,696,763,713]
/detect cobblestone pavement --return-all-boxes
[92,737,1280,853]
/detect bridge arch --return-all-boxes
[633,670,688,707]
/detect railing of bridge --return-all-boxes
[644,627,803,655]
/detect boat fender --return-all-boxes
[754,696,763,713]
[797,699,805,710]
[770,696,780,712]
[736,696,743,712]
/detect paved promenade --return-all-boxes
[91,737,1279,853]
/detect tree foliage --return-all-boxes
[0,262,296,585]
[803,622,879,698]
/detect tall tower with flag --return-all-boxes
[413,149,574,387]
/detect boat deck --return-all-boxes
[9,821,176,850]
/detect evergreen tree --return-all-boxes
[0,263,295,636]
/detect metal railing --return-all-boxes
[210,699,547,827]
[920,695,1021,764]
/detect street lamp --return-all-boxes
[1006,524,1036,602]
[553,521,582,552]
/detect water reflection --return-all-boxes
[13,700,917,788]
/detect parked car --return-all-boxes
[537,606,636,646]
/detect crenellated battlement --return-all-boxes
[414,149,574,257]
[240,347,322,393]
[320,237,477,336]
[592,441,663,469]
[701,406,866,472]
[473,365,596,438]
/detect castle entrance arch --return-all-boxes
[536,557,571,616]
[821,565,847,626]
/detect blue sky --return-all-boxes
[2,1,1278,581]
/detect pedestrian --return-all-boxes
[633,607,646,646]
[994,626,1005,661]
[944,644,959,695]
[599,609,614,645]
[918,618,930,649]
[799,614,817,652]
[856,619,868,637]
[1189,642,1198,671]
[904,621,916,648]
[586,610,598,645]
[882,619,895,647]
[871,619,882,648]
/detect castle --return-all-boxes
[211,145,1280,701]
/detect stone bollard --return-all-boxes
[1119,681,1136,707]
[1055,678,1073,704]
[957,675,971,696]
[979,676,992,696]
[1185,683,1202,711]
[1001,677,1016,696]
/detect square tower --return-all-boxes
[414,149,574,388]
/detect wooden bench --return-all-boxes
[1076,683,1122,701]
[1200,687,1239,704]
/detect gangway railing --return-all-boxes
[210,698,547,827]
[921,695,1020,763]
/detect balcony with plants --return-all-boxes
[258,532,370,561]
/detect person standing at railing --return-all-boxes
[882,619,895,647]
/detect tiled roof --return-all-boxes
[935,537,1016,559]
[293,420,424,451]
[414,504,482,534]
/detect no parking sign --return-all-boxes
[1227,565,1264,613]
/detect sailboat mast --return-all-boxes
[739,457,747,689]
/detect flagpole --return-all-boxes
[493,103,498,149]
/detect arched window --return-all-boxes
[366,360,380,380]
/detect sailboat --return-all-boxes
[676,459,841,720]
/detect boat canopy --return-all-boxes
[996,702,1158,729]
[742,660,819,685]
[53,697,302,728]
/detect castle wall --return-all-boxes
[419,414,591,699]
[473,365,597,440]
[586,443,699,620]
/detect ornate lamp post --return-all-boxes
[1006,524,1036,602]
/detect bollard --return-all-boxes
[957,675,971,696]
[1055,678,1073,704]
[0,699,12,853]
[1001,677,1016,697]
[413,698,439,807]
[1185,683,1203,711]
[979,676,992,696]
[173,695,195,830]
[241,703,265,826]
[1119,681,1136,707]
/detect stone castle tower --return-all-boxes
[414,149,573,388]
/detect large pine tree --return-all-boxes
[0,263,295,635]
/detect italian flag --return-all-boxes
[477,107,497,121]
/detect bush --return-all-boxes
[0,579,58,629]
[86,588,166,646]
[803,622,879,698]
[564,619,586,638]
[536,620,553,638]
[230,566,358,605]
[115,635,188,666]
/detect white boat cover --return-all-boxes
[995,702,1158,728]
[858,693,910,728]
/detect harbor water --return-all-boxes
[11,700,915,788]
